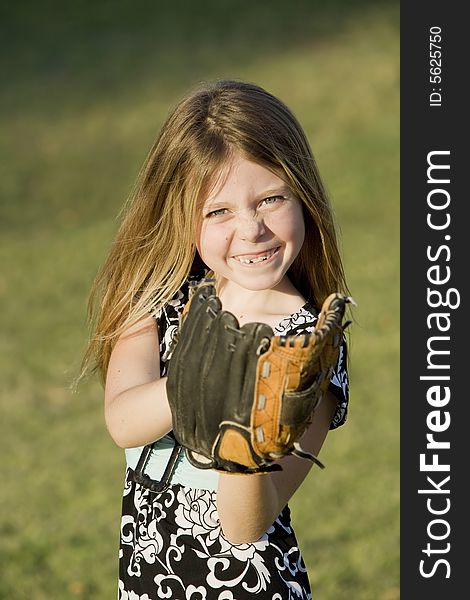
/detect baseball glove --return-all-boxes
[166,280,352,474]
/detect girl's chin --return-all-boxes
[223,270,289,292]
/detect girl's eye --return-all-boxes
[261,195,284,206]
[205,208,228,218]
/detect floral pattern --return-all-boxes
[120,471,312,599]
[118,280,349,599]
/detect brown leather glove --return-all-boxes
[166,281,352,474]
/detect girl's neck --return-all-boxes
[216,277,306,325]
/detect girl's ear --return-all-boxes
[191,250,208,277]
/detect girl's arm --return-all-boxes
[104,315,172,448]
[216,391,337,544]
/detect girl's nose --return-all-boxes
[237,212,266,242]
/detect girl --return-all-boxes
[81,79,350,599]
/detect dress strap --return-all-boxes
[132,435,183,493]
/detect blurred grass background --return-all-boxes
[0,1,399,598]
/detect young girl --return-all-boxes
[81,79,350,599]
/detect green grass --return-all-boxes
[1,2,399,598]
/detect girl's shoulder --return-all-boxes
[148,274,204,364]
[149,272,205,324]
[150,286,187,323]
[273,300,319,336]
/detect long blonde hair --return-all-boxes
[78,79,348,386]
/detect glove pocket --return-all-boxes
[280,385,323,427]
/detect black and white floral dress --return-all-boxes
[118,280,349,600]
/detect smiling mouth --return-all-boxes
[232,247,280,265]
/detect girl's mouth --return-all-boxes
[231,246,280,265]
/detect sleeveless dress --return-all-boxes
[118,280,349,600]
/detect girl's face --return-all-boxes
[197,153,305,293]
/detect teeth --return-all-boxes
[236,248,277,264]
[239,256,267,264]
